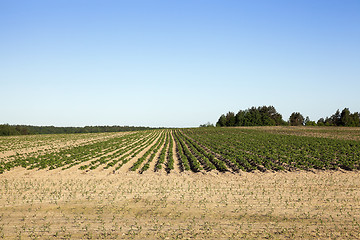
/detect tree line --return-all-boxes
[216,106,287,127]
[0,125,154,136]
[215,106,360,127]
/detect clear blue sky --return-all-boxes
[1,1,359,127]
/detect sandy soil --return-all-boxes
[1,168,359,239]
[1,128,360,239]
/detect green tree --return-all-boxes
[327,109,341,126]
[349,112,360,127]
[340,108,351,126]
[235,110,245,126]
[259,106,274,125]
[317,118,325,126]
[216,114,227,127]
[304,116,316,126]
[218,106,285,127]
[0,124,19,136]
[225,112,236,126]
[244,107,261,126]
[259,105,283,125]
[289,112,304,126]
[200,122,214,127]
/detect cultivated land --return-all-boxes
[1,127,360,239]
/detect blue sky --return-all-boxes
[1,0,359,127]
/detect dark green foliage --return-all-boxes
[225,112,236,126]
[289,112,305,126]
[321,108,360,127]
[199,122,214,127]
[216,106,285,127]
[216,114,227,127]
[0,124,29,136]
[305,119,317,126]
[340,108,351,126]
[325,109,341,126]
[349,112,360,127]
[306,121,317,126]
[216,107,359,128]
[317,118,325,126]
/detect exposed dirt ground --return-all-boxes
[1,128,360,239]
[1,168,360,239]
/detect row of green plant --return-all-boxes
[184,128,360,171]
[138,131,167,173]
[113,131,162,171]
[175,130,205,172]
[129,130,165,171]
[81,131,159,170]
[179,131,216,171]
[2,127,358,174]
[173,131,191,171]
[179,131,228,172]
[165,132,175,173]
[154,132,170,171]
[171,130,232,172]
[0,131,155,173]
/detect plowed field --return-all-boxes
[1,127,360,239]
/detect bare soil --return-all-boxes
[1,128,360,239]
[1,168,359,239]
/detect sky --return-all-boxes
[1,0,359,127]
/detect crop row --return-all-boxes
[173,130,230,172]
[2,127,357,174]
[184,128,360,171]
[0,131,156,173]
[154,132,170,171]
[165,132,175,172]
[80,131,160,171]
[131,130,166,172]
[112,131,162,171]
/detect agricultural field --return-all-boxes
[1,127,360,239]
[2,127,360,174]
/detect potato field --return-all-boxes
[1,127,360,174]
[1,127,360,239]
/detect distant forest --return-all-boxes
[0,125,154,136]
[215,106,360,127]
